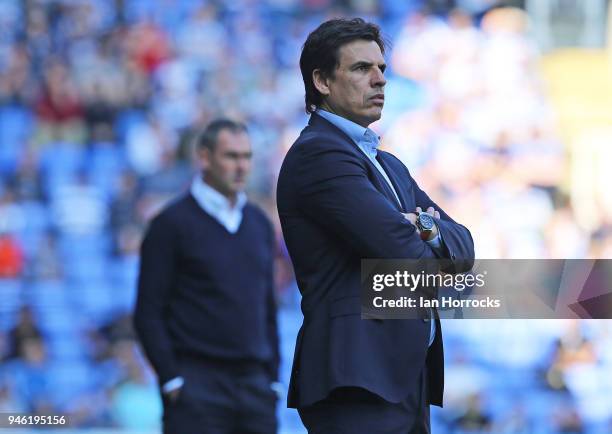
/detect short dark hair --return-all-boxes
[197,119,247,151]
[299,18,387,114]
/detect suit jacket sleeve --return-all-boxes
[294,141,439,260]
[133,213,180,386]
[266,223,280,382]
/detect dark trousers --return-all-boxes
[298,367,430,434]
[162,355,278,434]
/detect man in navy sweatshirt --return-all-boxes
[134,119,280,434]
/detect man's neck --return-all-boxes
[202,174,238,208]
[319,103,369,128]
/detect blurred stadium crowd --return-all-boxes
[0,0,611,433]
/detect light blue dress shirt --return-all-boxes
[190,174,247,233]
[317,109,439,346]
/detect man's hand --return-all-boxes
[403,207,440,241]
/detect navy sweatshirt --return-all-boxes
[133,193,280,385]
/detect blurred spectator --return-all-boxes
[11,149,44,201]
[11,337,52,414]
[0,189,26,234]
[175,4,227,72]
[0,332,9,362]
[544,321,597,392]
[50,171,108,235]
[125,113,178,176]
[109,340,161,430]
[0,381,25,412]
[6,307,41,361]
[553,406,586,434]
[28,230,63,280]
[34,58,86,145]
[492,404,532,433]
[451,392,493,432]
[85,313,136,365]
[0,41,36,105]
[110,172,140,246]
[0,232,24,278]
[125,21,171,76]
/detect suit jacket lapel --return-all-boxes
[369,160,405,212]
[309,113,408,212]
[375,152,413,213]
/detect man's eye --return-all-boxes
[358,65,368,71]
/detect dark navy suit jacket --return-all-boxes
[277,112,475,409]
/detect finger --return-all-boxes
[169,390,180,402]
[416,207,422,214]
[403,213,417,224]
[434,211,440,219]
[427,207,435,216]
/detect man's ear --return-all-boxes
[312,69,331,96]
[196,147,211,171]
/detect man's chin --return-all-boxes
[364,109,382,125]
[232,182,246,193]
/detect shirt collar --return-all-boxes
[190,175,246,232]
[316,109,380,154]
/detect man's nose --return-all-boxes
[372,67,386,87]
[238,158,251,172]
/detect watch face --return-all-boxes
[418,213,434,231]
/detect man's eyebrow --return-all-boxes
[224,150,252,157]
[350,61,387,71]
[350,61,372,69]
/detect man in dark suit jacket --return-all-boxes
[277,18,475,433]
[134,119,280,434]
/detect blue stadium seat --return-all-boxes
[57,233,112,259]
[25,280,68,308]
[108,256,139,290]
[25,281,72,337]
[39,142,86,197]
[0,105,34,174]
[46,360,96,407]
[37,306,83,337]
[0,279,23,331]
[107,256,140,314]
[63,254,107,285]
[47,333,86,361]
[71,282,116,325]
[88,143,126,200]
[114,109,146,143]
[15,201,51,255]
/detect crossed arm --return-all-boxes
[293,142,474,272]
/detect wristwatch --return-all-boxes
[415,212,435,241]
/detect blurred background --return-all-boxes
[0,0,611,433]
